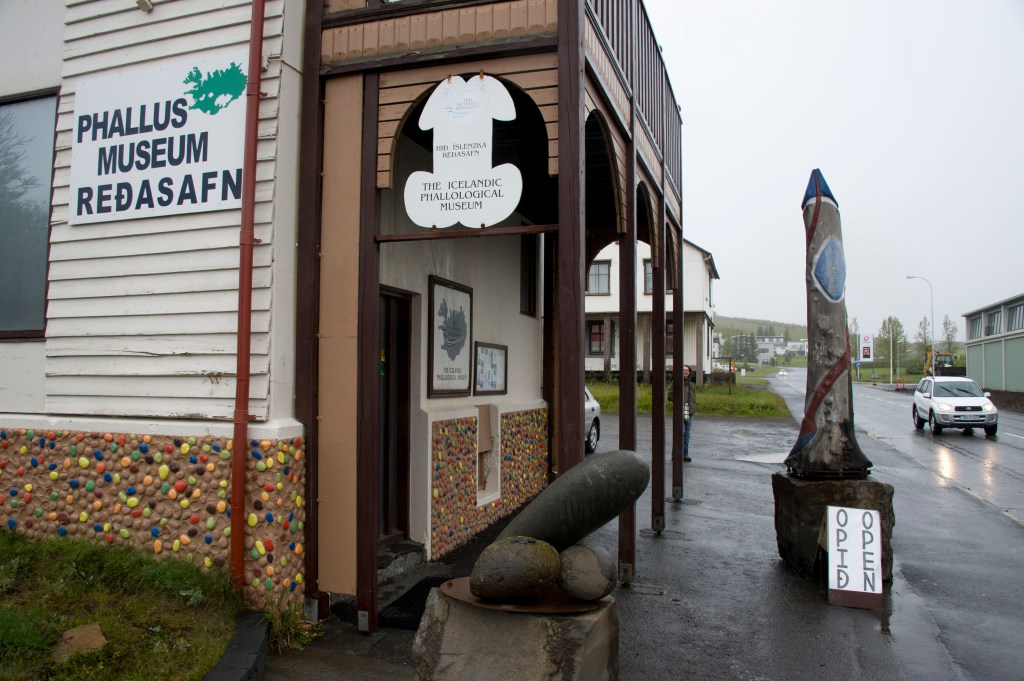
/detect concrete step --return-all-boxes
[377,540,424,587]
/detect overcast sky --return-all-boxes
[643,0,1024,340]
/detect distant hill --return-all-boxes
[715,316,807,341]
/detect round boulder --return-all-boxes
[470,536,560,602]
[557,543,616,601]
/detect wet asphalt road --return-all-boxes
[589,368,1024,681]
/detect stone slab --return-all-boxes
[772,473,895,580]
[51,622,106,661]
[413,588,618,681]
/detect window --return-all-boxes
[1008,304,1023,332]
[985,309,1002,336]
[519,234,538,316]
[643,260,653,294]
[587,320,605,355]
[968,315,982,340]
[0,93,56,336]
[586,261,610,295]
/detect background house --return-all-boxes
[755,335,785,364]
[786,340,808,356]
[585,239,718,382]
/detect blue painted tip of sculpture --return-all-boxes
[803,169,836,207]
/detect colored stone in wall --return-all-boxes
[429,409,548,559]
[0,428,306,610]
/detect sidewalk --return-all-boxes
[265,505,514,680]
[264,409,1022,680]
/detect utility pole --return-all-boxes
[907,275,935,377]
[889,335,893,387]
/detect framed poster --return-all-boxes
[428,276,473,397]
[474,342,508,395]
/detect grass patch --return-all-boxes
[265,599,322,653]
[586,379,790,418]
[0,531,241,681]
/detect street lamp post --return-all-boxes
[907,275,935,377]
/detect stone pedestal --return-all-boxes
[772,473,895,580]
[413,589,618,681]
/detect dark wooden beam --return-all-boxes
[296,0,327,613]
[325,0,528,28]
[321,35,557,77]
[651,193,666,534]
[375,223,556,243]
[555,0,586,475]
[355,72,382,632]
[671,224,684,501]
[617,0,638,585]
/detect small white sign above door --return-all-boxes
[403,74,523,229]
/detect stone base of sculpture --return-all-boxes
[772,473,895,580]
[413,588,618,681]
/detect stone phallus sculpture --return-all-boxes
[470,449,650,602]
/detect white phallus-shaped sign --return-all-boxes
[403,75,523,228]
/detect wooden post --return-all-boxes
[556,0,586,474]
[784,170,872,479]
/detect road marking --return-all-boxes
[1003,432,1024,440]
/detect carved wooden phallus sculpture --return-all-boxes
[785,169,872,479]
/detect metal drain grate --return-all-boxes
[378,576,450,630]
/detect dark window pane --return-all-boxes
[587,321,604,355]
[0,96,55,333]
[587,261,610,294]
[520,234,538,316]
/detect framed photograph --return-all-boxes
[428,276,473,397]
[474,342,508,396]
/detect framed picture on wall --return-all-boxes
[428,275,473,397]
[474,342,508,396]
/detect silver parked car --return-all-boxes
[912,376,998,436]
[584,387,601,453]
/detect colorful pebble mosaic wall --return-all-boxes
[0,427,306,610]
[431,409,548,558]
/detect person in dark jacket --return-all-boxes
[681,365,697,461]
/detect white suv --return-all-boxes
[912,376,998,436]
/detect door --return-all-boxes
[379,291,411,547]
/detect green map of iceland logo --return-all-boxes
[437,299,468,361]
[183,62,246,114]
